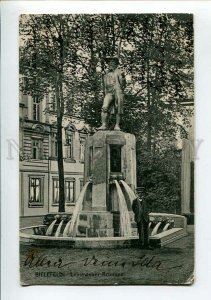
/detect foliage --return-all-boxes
[20,14,194,213]
[20,14,84,212]
[78,14,194,149]
[76,14,193,213]
[137,144,181,213]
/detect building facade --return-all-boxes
[19,91,90,217]
[178,101,194,222]
[181,114,194,222]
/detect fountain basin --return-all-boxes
[20,227,139,248]
[20,213,187,248]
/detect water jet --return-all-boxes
[20,130,187,248]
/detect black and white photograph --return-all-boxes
[19,13,194,286]
[18,13,195,286]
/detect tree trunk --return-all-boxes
[57,26,65,212]
[111,15,116,55]
[146,59,152,152]
[56,70,65,212]
[147,117,152,152]
[57,114,65,212]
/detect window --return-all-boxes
[79,178,84,191]
[65,131,73,159]
[29,177,43,207]
[48,92,57,111]
[32,139,43,159]
[52,94,57,111]
[110,145,122,173]
[52,178,75,205]
[89,146,93,176]
[79,134,86,162]
[80,141,85,162]
[33,98,40,121]
[53,179,59,204]
[51,132,58,157]
[65,179,75,203]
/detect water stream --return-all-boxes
[45,219,57,236]
[163,223,170,232]
[151,221,162,236]
[67,181,90,237]
[120,180,137,203]
[55,220,64,237]
[63,219,71,237]
[45,180,134,238]
[114,180,132,237]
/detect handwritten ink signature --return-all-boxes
[22,253,182,271]
[82,255,182,271]
[23,253,77,268]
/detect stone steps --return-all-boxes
[150,228,187,247]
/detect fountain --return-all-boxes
[66,181,90,237]
[20,129,187,248]
[45,218,57,236]
[20,57,187,248]
[114,180,132,237]
[55,220,64,237]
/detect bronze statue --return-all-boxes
[98,57,126,131]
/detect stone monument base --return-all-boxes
[77,211,138,237]
[77,211,114,237]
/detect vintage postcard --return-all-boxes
[19,13,194,285]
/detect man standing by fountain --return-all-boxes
[98,57,126,131]
[132,194,153,250]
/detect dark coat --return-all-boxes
[132,198,149,223]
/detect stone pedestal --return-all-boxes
[84,130,137,211]
[80,130,137,237]
[77,211,114,237]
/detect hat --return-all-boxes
[137,187,145,193]
[106,56,119,65]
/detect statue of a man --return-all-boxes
[98,57,126,131]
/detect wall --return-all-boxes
[19,93,89,217]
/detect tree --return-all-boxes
[78,14,193,148]
[20,14,88,212]
[78,14,193,213]
[20,14,194,214]
[120,14,193,149]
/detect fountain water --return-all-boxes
[66,181,90,237]
[149,222,152,229]
[163,223,170,232]
[120,180,137,203]
[45,219,57,236]
[151,221,162,236]
[114,180,132,237]
[55,220,64,237]
[20,131,188,248]
[45,182,90,238]
[63,219,71,237]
